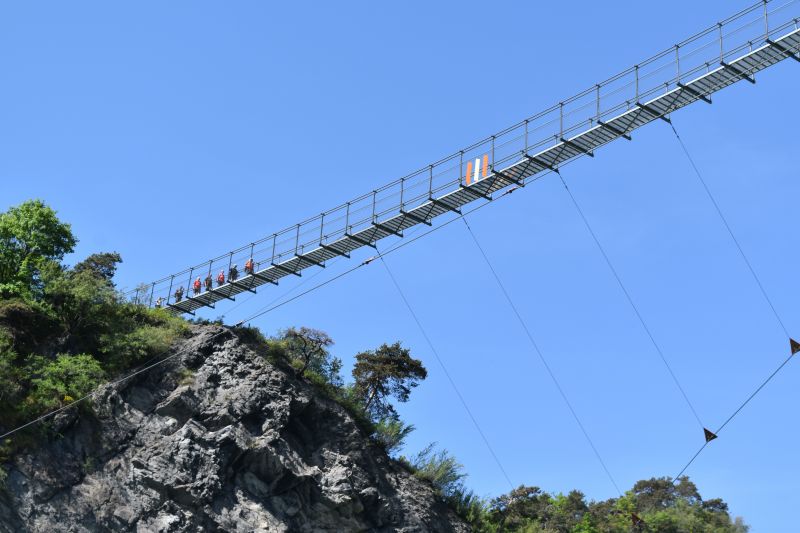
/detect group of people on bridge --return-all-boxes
[156,258,256,307]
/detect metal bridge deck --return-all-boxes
[164,16,799,315]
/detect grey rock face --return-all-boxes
[0,326,469,533]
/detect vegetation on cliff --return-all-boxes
[0,200,748,531]
[0,200,186,432]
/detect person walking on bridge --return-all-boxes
[229,264,239,282]
[154,296,163,309]
[174,285,184,303]
[217,270,225,286]
[193,277,202,295]
[205,273,213,292]
[245,258,254,276]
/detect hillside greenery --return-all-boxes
[0,200,187,447]
[0,200,748,531]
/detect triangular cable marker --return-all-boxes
[790,338,800,355]
[704,428,718,443]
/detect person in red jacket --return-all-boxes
[217,270,225,286]
[244,258,254,276]
[192,277,201,295]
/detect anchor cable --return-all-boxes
[378,253,515,490]
[556,170,705,430]
[669,120,791,339]
[462,217,622,495]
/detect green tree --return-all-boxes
[44,267,118,352]
[0,200,77,297]
[73,252,122,282]
[282,327,337,379]
[352,342,427,419]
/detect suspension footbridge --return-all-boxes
[3,2,796,512]
[126,1,799,320]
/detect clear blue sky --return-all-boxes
[2,1,799,530]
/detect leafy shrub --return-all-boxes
[23,354,104,415]
[407,443,467,498]
[373,417,415,455]
[446,487,492,530]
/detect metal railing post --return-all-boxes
[459,151,464,185]
[271,234,277,264]
[371,190,377,223]
[719,23,724,63]
[428,165,434,197]
[187,267,193,293]
[764,0,769,38]
[400,178,405,210]
[675,45,680,84]
[148,282,155,307]
[294,224,301,256]
[524,119,529,154]
[559,102,564,138]
[319,214,325,244]
[345,202,351,234]
[595,85,600,122]
[635,65,639,102]
[491,135,495,168]
[167,275,174,305]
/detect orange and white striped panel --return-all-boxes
[466,154,489,185]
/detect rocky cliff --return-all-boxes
[0,325,469,532]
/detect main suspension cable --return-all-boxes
[556,170,706,431]
[461,217,622,495]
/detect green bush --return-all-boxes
[407,443,467,498]
[373,417,415,455]
[23,354,105,415]
[0,347,24,423]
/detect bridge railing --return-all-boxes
[126,0,800,310]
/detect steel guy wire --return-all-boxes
[461,217,622,495]
[669,120,791,340]
[555,170,706,431]
[377,252,515,491]
[673,350,795,480]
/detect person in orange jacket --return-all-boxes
[193,276,202,295]
[217,270,225,286]
[245,258,254,276]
